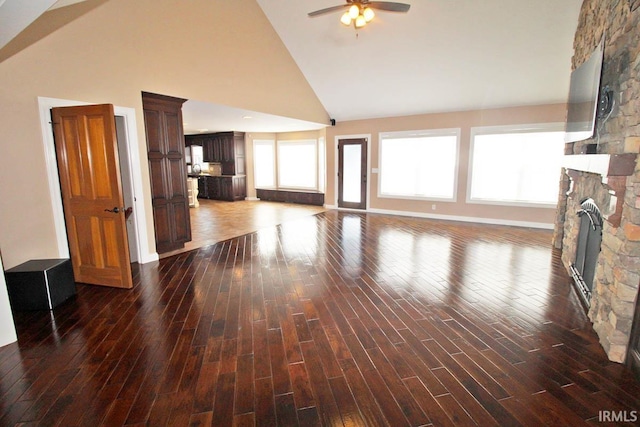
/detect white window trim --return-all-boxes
[467,122,565,208]
[276,139,319,191]
[377,128,460,202]
[252,139,276,190]
[318,137,326,193]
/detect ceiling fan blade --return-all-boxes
[368,1,411,12]
[308,4,349,17]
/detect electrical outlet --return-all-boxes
[432,204,436,210]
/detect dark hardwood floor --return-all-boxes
[2,210,640,426]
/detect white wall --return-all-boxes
[0,257,18,347]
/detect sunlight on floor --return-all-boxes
[159,199,326,258]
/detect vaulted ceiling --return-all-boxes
[257,0,583,122]
[0,0,583,131]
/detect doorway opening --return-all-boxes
[115,116,139,261]
[38,97,156,266]
[337,137,368,210]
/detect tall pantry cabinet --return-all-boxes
[142,92,191,254]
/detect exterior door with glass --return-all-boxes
[338,138,367,209]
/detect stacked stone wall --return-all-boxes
[558,0,640,362]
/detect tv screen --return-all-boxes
[565,39,604,143]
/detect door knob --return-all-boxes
[105,207,121,213]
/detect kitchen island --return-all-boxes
[192,174,246,202]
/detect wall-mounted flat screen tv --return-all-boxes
[565,38,605,143]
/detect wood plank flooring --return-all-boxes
[160,199,326,258]
[2,209,640,426]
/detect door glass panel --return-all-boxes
[343,144,361,203]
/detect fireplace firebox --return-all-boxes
[570,198,603,308]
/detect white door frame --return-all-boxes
[333,133,371,211]
[38,96,158,264]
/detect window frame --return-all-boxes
[377,128,461,202]
[318,137,326,193]
[466,122,566,208]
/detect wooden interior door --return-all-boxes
[338,138,368,209]
[51,104,133,289]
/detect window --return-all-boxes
[277,139,317,190]
[469,124,565,206]
[379,129,459,200]
[253,138,323,192]
[253,140,275,188]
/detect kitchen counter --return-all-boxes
[189,173,218,177]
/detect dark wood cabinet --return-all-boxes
[202,137,212,161]
[197,176,206,196]
[221,134,233,161]
[233,133,246,175]
[186,132,245,174]
[184,131,246,202]
[214,132,244,175]
[256,189,324,206]
[206,176,221,199]
[205,136,221,163]
[221,176,246,201]
[143,92,191,254]
[197,175,246,201]
[185,134,214,162]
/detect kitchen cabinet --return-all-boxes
[185,132,245,174]
[197,175,246,201]
[205,137,220,163]
[185,131,246,202]
[197,176,206,196]
[220,176,246,201]
[219,132,245,175]
[206,176,221,199]
[185,134,215,162]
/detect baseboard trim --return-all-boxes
[367,208,554,229]
[139,252,160,264]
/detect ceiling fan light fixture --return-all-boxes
[307,1,410,31]
[363,7,375,22]
[348,4,360,19]
[340,11,352,25]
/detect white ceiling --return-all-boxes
[0,0,87,48]
[256,0,583,122]
[182,100,327,135]
[1,0,583,133]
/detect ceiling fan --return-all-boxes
[308,1,410,28]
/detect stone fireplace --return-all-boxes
[553,0,640,366]
[556,153,638,362]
